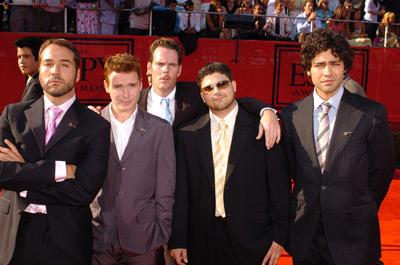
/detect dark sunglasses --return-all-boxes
[201,80,230,93]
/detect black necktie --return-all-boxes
[275,16,280,35]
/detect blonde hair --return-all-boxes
[382,12,395,26]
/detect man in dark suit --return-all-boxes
[139,37,280,149]
[281,29,395,265]
[169,62,290,265]
[91,53,175,264]
[14,36,44,102]
[0,38,110,265]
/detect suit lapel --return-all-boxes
[120,108,147,163]
[138,87,150,111]
[292,94,321,170]
[195,114,215,189]
[25,97,46,157]
[44,100,81,154]
[225,107,252,183]
[324,90,363,175]
[173,83,189,129]
[101,104,119,163]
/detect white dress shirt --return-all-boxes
[146,87,176,122]
[296,11,322,35]
[178,12,201,32]
[109,103,138,160]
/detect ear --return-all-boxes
[75,68,81,83]
[147,62,152,75]
[306,71,311,77]
[231,80,237,93]
[177,64,182,78]
[104,79,110,93]
[200,92,206,103]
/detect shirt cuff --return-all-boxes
[260,107,278,117]
[55,161,67,182]
[19,190,27,198]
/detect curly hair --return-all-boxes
[300,28,354,72]
[104,53,141,84]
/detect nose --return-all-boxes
[323,65,332,76]
[19,57,25,64]
[51,63,61,75]
[122,87,130,97]
[162,65,169,73]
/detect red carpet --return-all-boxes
[278,175,400,264]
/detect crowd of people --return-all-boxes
[0,0,399,47]
[0,29,396,265]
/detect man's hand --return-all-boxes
[262,241,283,265]
[0,139,26,163]
[2,1,9,8]
[66,165,77,179]
[169,249,188,265]
[88,105,102,115]
[256,109,281,149]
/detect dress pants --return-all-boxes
[93,232,164,265]
[9,212,80,265]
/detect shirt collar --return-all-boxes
[44,94,76,114]
[313,85,344,111]
[109,102,138,124]
[149,86,176,102]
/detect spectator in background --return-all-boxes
[376,11,400,48]
[128,0,159,35]
[2,0,37,32]
[328,0,341,13]
[39,0,65,32]
[315,0,332,28]
[363,0,385,42]
[100,0,122,34]
[246,2,269,40]
[326,6,346,35]
[1,0,10,31]
[346,7,372,46]
[65,0,77,32]
[223,0,238,14]
[266,0,292,41]
[166,0,179,34]
[343,0,352,19]
[295,0,321,42]
[178,0,200,34]
[14,36,44,101]
[76,0,100,34]
[235,0,252,15]
[205,0,227,38]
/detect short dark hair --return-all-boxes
[148,38,183,65]
[14,36,44,61]
[104,53,141,84]
[166,0,177,5]
[300,28,354,72]
[39,38,81,71]
[197,62,233,88]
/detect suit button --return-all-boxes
[116,191,124,195]
[117,167,125,172]
[321,185,328,190]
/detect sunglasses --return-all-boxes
[201,80,230,93]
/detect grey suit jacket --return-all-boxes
[21,72,43,102]
[281,89,395,265]
[92,105,176,255]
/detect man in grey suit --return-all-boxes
[14,36,44,102]
[281,28,395,265]
[91,53,175,264]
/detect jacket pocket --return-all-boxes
[0,197,11,214]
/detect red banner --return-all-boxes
[1,32,399,129]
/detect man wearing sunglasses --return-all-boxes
[169,62,290,265]
[139,38,281,149]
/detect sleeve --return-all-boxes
[168,130,189,249]
[266,142,291,247]
[284,17,291,34]
[24,120,111,207]
[178,13,185,31]
[236,97,274,117]
[367,104,395,209]
[155,121,176,243]
[0,105,55,191]
[296,16,310,33]
[194,13,201,32]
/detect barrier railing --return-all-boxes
[3,2,399,48]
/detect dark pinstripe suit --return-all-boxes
[281,89,395,265]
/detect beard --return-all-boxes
[205,93,235,112]
[41,75,76,97]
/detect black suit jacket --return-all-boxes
[0,97,110,265]
[281,89,395,265]
[169,107,290,265]
[21,72,43,102]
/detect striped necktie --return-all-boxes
[316,102,332,173]
[214,119,230,217]
[160,98,173,124]
[45,106,63,145]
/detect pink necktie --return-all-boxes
[45,106,63,145]
[316,102,332,173]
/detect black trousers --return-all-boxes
[9,212,80,265]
